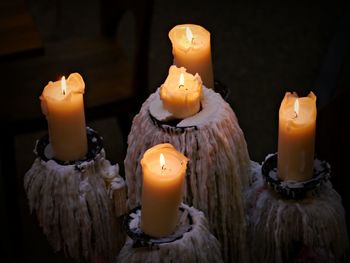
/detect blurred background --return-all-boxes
[1,0,349,262]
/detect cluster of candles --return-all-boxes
[39,24,317,238]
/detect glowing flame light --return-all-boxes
[61,76,67,95]
[186,27,193,42]
[160,153,165,170]
[179,73,185,88]
[294,99,299,117]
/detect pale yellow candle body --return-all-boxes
[160,65,202,119]
[169,24,214,89]
[141,143,188,238]
[278,92,317,181]
[40,73,88,161]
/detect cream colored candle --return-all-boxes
[169,24,214,89]
[40,73,88,161]
[277,92,317,181]
[141,143,188,238]
[160,65,202,119]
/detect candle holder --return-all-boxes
[124,87,251,262]
[24,127,127,262]
[261,153,331,199]
[117,204,223,263]
[245,155,349,263]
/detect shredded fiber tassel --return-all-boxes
[246,161,349,263]
[24,149,123,263]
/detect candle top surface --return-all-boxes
[41,73,85,101]
[169,24,210,52]
[147,154,182,177]
[279,92,317,126]
[141,143,188,180]
[160,66,202,97]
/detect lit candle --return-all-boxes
[141,143,188,237]
[160,65,202,119]
[277,92,317,181]
[169,24,214,89]
[40,73,88,161]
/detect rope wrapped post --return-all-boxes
[124,87,251,262]
[24,127,127,262]
[246,154,349,263]
[117,204,223,263]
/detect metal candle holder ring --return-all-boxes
[35,127,103,168]
[124,205,193,248]
[261,153,331,199]
[149,110,198,131]
[118,204,223,262]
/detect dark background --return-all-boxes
[1,0,349,262]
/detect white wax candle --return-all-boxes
[169,24,214,89]
[40,73,88,161]
[278,92,317,181]
[141,143,188,238]
[160,65,202,119]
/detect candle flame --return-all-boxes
[61,76,67,95]
[160,153,165,170]
[179,73,185,88]
[186,27,193,42]
[294,98,299,117]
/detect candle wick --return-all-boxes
[179,84,184,89]
[293,111,298,119]
[161,165,166,170]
